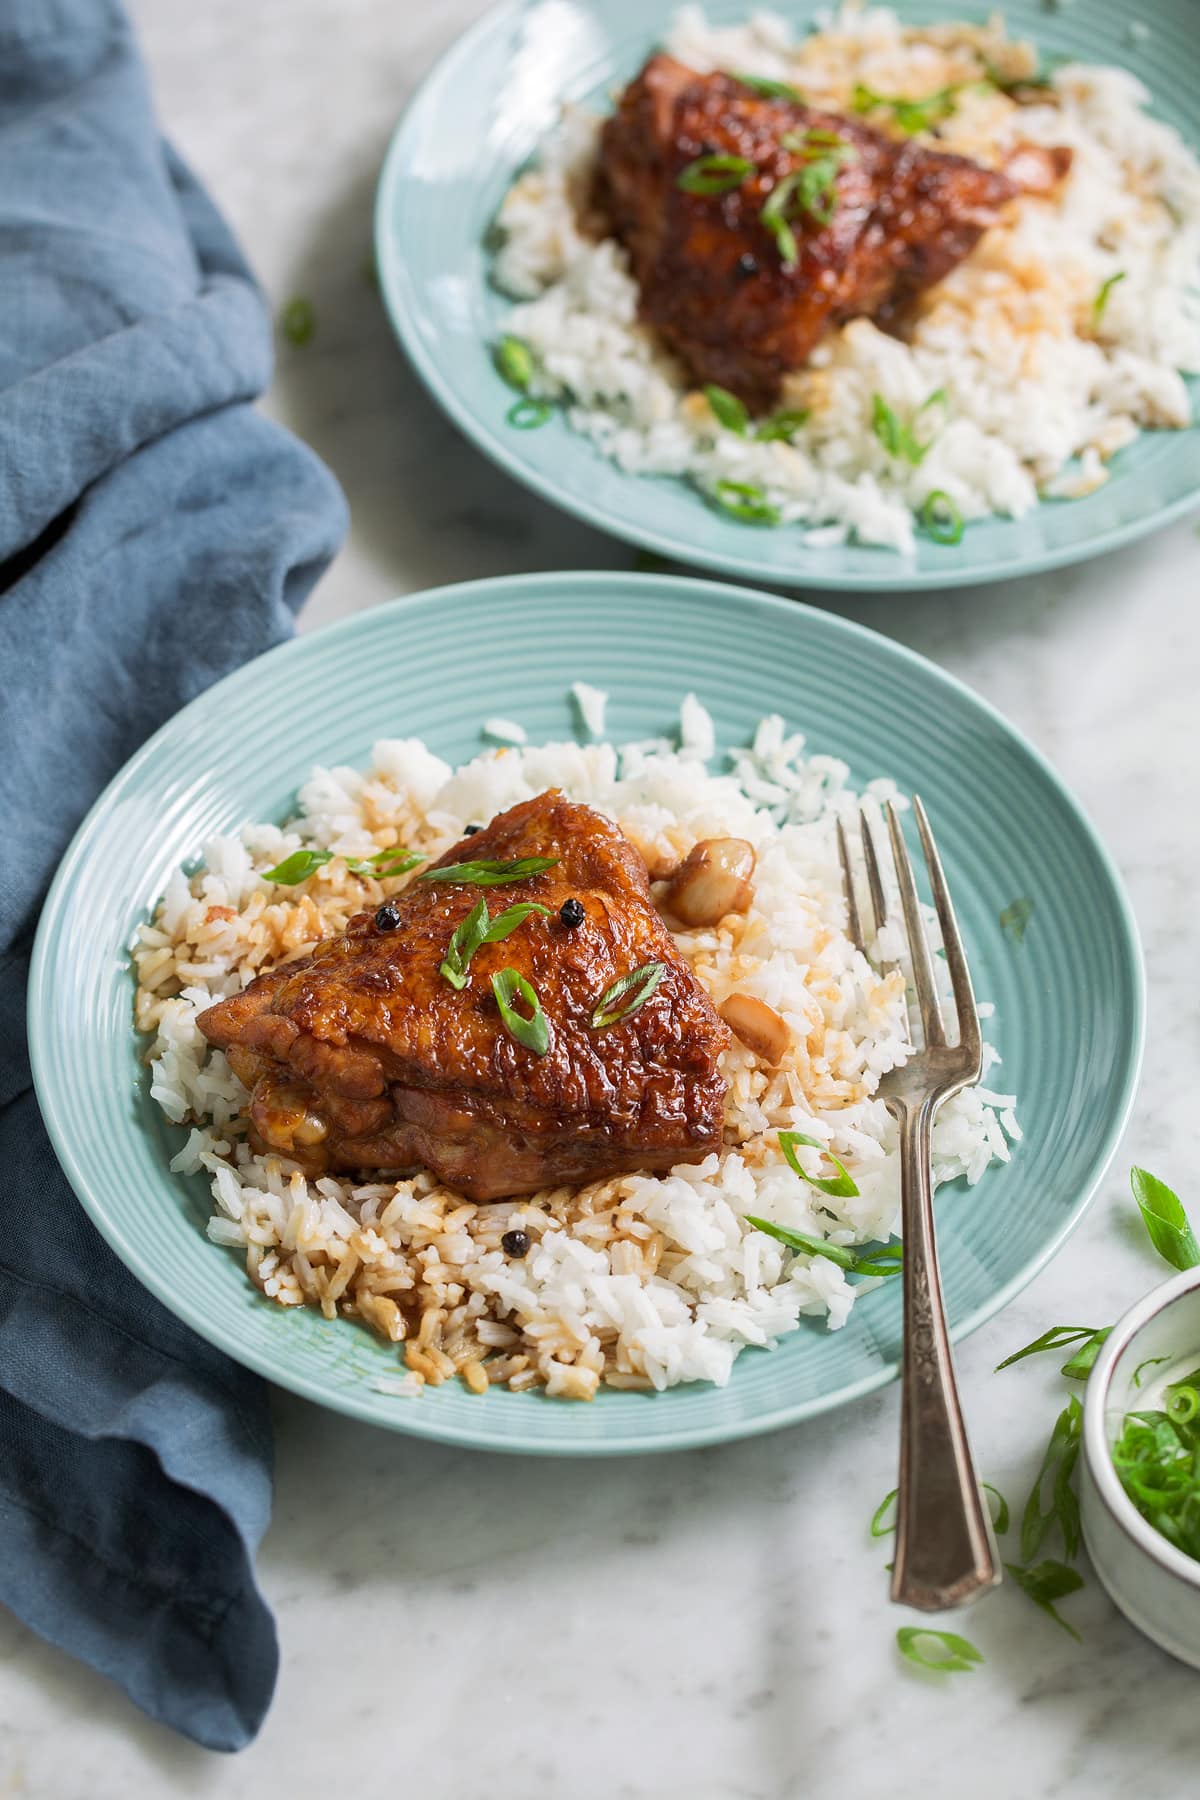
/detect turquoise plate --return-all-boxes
[375,0,1200,591]
[29,574,1144,1453]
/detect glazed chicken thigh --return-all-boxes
[595,56,1031,409]
[198,792,730,1202]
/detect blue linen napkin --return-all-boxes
[0,0,348,1751]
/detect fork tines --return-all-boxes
[837,798,981,1068]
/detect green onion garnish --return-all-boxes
[871,388,946,464]
[1132,1355,1170,1389]
[920,490,964,545]
[346,847,424,879]
[708,479,781,524]
[760,172,802,266]
[280,296,316,347]
[495,335,536,390]
[1020,1395,1082,1563]
[779,131,857,227]
[263,845,423,885]
[1059,1328,1113,1380]
[895,1627,983,1673]
[590,962,665,1029]
[1132,1166,1200,1272]
[730,71,806,104]
[1092,270,1127,324]
[745,1217,855,1271]
[491,967,551,1055]
[439,898,552,990]
[853,81,962,134]
[778,1128,859,1199]
[262,848,333,884]
[745,1215,900,1278]
[755,407,810,442]
[985,1482,1012,1534]
[677,153,754,195]
[703,384,750,434]
[420,857,559,887]
[1111,1400,1200,1562]
[995,1324,1108,1375]
[999,895,1034,944]
[1005,1559,1084,1638]
[507,398,553,429]
[870,1489,898,1537]
[1167,1385,1200,1426]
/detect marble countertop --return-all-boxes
[5,1,1200,1794]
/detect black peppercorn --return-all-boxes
[501,1228,531,1258]
[374,901,401,932]
[559,897,585,929]
[463,823,482,836]
[735,252,759,279]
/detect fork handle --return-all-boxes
[890,1098,1000,1612]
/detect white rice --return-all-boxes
[134,695,1018,1398]
[492,5,1200,553]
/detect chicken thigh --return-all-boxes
[595,55,1030,409]
[198,792,731,1202]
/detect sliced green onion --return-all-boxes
[420,857,559,887]
[280,296,316,346]
[441,897,553,988]
[760,172,802,267]
[1131,1166,1200,1272]
[775,134,857,228]
[491,967,551,1056]
[730,71,806,104]
[1059,1327,1112,1380]
[745,1216,858,1271]
[590,962,664,1029]
[495,335,536,390]
[999,895,1034,944]
[708,478,781,524]
[872,389,945,465]
[995,1325,1104,1373]
[441,897,489,990]
[677,153,754,195]
[1111,1403,1200,1562]
[920,490,964,545]
[745,1215,900,1278]
[507,397,553,430]
[1005,1559,1084,1639]
[896,1627,983,1673]
[1167,1386,1200,1426]
[984,1483,1011,1534]
[1132,1355,1170,1389]
[346,847,424,879]
[870,1489,898,1537]
[1020,1395,1082,1563]
[853,81,962,134]
[778,1128,859,1198]
[262,848,333,884]
[703,384,750,435]
[265,844,423,885]
[852,1241,903,1276]
[1092,270,1127,324]
[755,407,810,443]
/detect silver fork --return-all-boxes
[837,796,1001,1612]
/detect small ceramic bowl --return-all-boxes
[1081,1266,1200,1668]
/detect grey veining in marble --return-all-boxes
[3,1,1199,1793]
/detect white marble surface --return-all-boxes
[5,1,1200,1793]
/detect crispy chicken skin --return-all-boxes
[197,792,731,1202]
[595,56,1032,409]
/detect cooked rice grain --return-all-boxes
[136,697,1019,1397]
